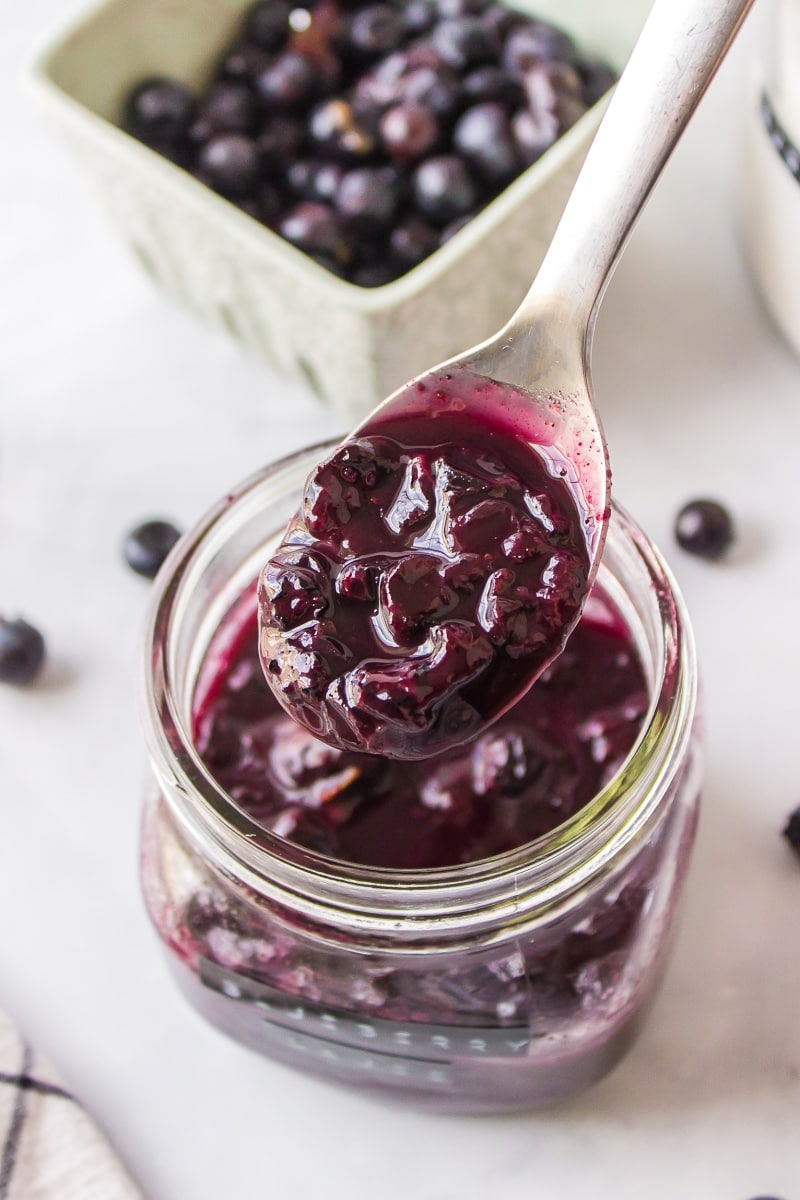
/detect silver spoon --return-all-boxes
[261,0,755,759]
[357,0,755,575]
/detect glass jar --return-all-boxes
[139,441,700,1114]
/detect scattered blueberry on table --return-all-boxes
[123,519,183,580]
[674,498,735,560]
[0,617,46,686]
[783,807,800,860]
[122,0,617,286]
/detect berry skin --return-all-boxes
[783,807,800,860]
[674,499,735,560]
[0,618,46,686]
[379,101,439,160]
[124,520,182,579]
[124,78,195,145]
[196,133,261,196]
[412,155,478,224]
[244,0,292,51]
[453,102,519,184]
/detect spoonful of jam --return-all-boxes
[258,0,754,761]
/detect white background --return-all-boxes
[3,2,800,1197]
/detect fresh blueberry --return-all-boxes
[511,106,559,165]
[674,499,735,560]
[412,155,478,224]
[123,519,182,579]
[389,215,439,266]
[402,0,437,35]
[279,202,353,267]
[308,98,376,159]
[379,101,439,160]
[431,16,500,71]
[782,807,800,859]
[0,618,46,686]
[197,133,261,196]
[244,0,292,51]
[578,57,618,106]
[255,52,318,108]
[335,166,401,230]
[287,159,345,203]
[124,78,196,145]
[257,114,306,164]
[351,262,398,287]
[503,21,577,77]
[453,102,519,183]
[218,40,271,82]
[462,64,525,108]
[344,5,407,59]
[191,81,258,137]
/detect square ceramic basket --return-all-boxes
[30,0,651,418]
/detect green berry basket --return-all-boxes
[28,0,651,418]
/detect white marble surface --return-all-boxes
[3,3,800,1198]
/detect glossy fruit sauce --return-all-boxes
[258,373,598,761]
[195,579,646,870]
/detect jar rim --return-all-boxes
[140,441,697,933]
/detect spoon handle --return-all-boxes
[513,0,755,352]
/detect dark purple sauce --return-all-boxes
[195,580,646,870]
[258,386,595,760]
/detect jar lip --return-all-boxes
[141,441,697,916]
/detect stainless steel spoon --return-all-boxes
[356,0,756,580]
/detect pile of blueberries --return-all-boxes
[122,0,617,286]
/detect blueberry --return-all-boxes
[462,65,525,108]
[431,16,500,71]
[335,166,401,231]
[453,102,519,183]
[0,618,46,686]
[123,519,182,579]
[244,0,292,51]
[412,155,478,224]
[124,78,196,145]
[308,98,376,159]
[255,51,318,108]
[782,807,800,859]
[279,202,353,267]
[287,158,345,203]
[674,499,735,560]
[511,106,559,165]
[257,114,306,164]
[351,262,398,287]
[439,211,475,244]
[345,5,407,59]
[197,133,261,196]
[402,0,437,35]
[218,41,271,82]
[192,81,258,137]
[379,101,439,160]
[503,21,577,77]
[579,57,618,107]
[524,59,587,133]
[389,215,439,266]
[437,0,492,15]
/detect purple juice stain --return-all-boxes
[257,377,598,760]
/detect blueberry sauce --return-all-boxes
[258,376,595,759]
[196,576,646,869]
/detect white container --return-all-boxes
[743,0,800,355]
[28,0,652,418]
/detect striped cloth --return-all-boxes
[0,1009,140,1199]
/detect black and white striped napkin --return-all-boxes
[0,1008,141,1199]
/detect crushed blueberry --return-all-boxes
[122,0,617,285]
[258,370,592,759]
[124,519,183,579]
[0,617,46,686]
[783,806,800,860]
[674,498,735,561]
